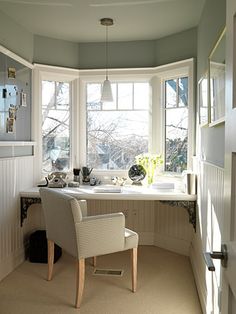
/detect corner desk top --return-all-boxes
[20,185,196,202]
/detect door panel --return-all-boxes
[222,0,236,311]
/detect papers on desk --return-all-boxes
[93,185,122,193]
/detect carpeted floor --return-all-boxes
[0,246,202,314]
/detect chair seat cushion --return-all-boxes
[124,228,138,250]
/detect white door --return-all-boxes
[221,0,236,312]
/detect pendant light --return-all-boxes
[100,17,114,102]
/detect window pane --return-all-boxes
[118,83,133,109]
[42,80,70,173]
[134,83,149,109]
[165,79,177,108]
[87,111,148,170]
[165,107,188,173]
[87,83,101,110]
[178,77,188,107]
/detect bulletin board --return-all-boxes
[0,52,32,141]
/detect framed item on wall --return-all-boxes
[8,67,16,79]
[209,27,226,126]
[198,72,209,126]
[20,92,27,107]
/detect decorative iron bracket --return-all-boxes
[20,196,41,226]
[20,196,196,232]
[159,200,196,232]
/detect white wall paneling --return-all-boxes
[0,156,34,281]
[88,199,193,251]
[190,160,224,314]
[154,201,194,256]
[88,200,156,245]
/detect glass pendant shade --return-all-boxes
[101,78,113,102]
[100,18,114,103]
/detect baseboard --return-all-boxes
[138,232,155,245]
[190,242,207,314]
[0,247,25,282]
[154,233,191,256]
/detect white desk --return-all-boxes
[20,185,197,230]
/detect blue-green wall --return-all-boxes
[0,10,33,62]
[0,8,197,69]
[33,35,79,68]
[33,27,197,69]
[155,28,197,66]
[78,40,156,69]
[197,0,226,167]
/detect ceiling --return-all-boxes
[0,0,205,43]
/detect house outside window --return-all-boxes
[41,80,71,173]
[164,77,189,173]
[86,82,149,170]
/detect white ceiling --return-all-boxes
[0,0,205,43]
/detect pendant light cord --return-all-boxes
[105,24,108,80]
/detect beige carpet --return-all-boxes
[0,246,202,314]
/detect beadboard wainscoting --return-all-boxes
[88,199,193,254]
[154,201,194,256]
[18,199,194,256]
[190,161,224,314]
[88,200,156,245]
[0,156,34,281]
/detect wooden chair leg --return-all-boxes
[75,259,85,308]
[131,248,137,292]
[93,256,97,268]
[47,239,54,281]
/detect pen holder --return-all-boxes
[73,168,81,183]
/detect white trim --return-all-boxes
[190,242,207,314]
[32,65,79,183]
[79,58,194,77]
[158,60,194,171]
[0,141,36,146]
[34,63,79,75]
[0,44,33,69]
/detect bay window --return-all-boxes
[35,59,193,179]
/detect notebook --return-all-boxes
[93,185,122,193]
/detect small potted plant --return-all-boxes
[135,153,163,185]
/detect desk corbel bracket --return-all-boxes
[20,196,41,226]
[160,200,196,232]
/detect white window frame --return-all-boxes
[33,59,194,183]
[79,69,154,178]
[79,59,194,177]
[151,59,194,173]
[32,64,79,184]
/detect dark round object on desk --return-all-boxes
[128,164,146,183]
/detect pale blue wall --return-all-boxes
[0,8,197,69]
[33,28,197,69]
[33,35,79,68]
[197,0,226,167]
[155,28,197,66]
[78,40,156,69]
[0,10,33,62]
